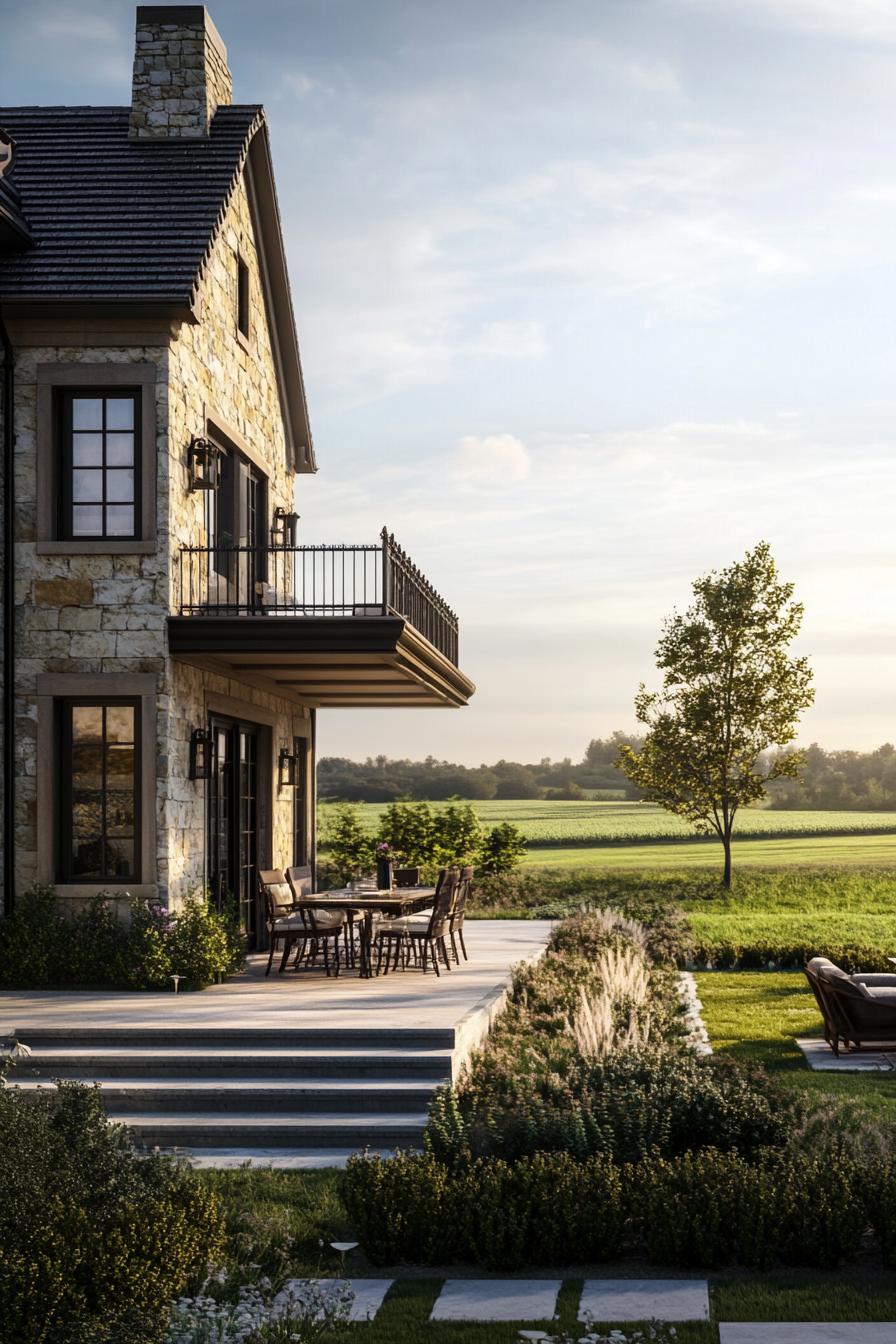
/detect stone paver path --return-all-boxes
[579,1280,710,1322]
[274,1279,393,1323]
[797,1038,896,1072]
[720,1327,895,1342]
[430,1280,562,1321]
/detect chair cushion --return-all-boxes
[268,882,295,916]
[310,908,344,928]
[273,914,305,931]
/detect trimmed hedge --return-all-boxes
[343,1147,887,1270]
[343,1151,624,1269]
[0,1081,224,1344]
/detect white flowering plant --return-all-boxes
[165,1277,353,1344]
[518,1322,679,1344]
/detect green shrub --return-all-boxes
[631,1147,867,1270]
[0,888,242,992]
[480,821,527,874]
[324,803,374,880]
[344,1146,870,1270]
[444,1050,790,1165]
[0,884,69,988]
[342,1151,623,1268]
[0,1080,224,1344]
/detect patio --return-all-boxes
[2,919,552,1166]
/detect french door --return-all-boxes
[207,439,267,609]
[208,717,261,944]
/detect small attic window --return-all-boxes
[236,253,250,343]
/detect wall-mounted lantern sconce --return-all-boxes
[272,507,300,547]
[278,744,299,789]
[189,727,212,780]
[187,436,223,491]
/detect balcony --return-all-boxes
[167,529,475,708]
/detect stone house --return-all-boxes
[0,5,473,942]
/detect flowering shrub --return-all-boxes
[0,886,243,991]
[165,1278,353,1344]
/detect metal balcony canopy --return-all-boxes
[167,531,475,709]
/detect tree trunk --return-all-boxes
[721,831,733,888]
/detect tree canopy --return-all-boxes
[618,542,815,885]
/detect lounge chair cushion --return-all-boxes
[861,986,896,1003]
[810,957,852,983]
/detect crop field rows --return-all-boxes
[319,799,896,854]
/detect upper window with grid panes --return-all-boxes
[57,390,140,540]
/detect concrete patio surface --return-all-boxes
[0,919,552,1043]
[796,1037,896,1072]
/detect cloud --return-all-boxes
[451,434,531,486]
[465,320,546,361]
[682,0,896,41]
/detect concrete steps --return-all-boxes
[8,1025,451,1154]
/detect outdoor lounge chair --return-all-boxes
[805,956,896,1055]
[259,869,305,976]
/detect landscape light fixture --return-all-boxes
[187,435,223,491]
[189,727,211,780]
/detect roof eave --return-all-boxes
[244,122,316,476]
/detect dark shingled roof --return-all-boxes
[0,104,264,307]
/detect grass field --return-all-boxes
[520,832,896,870]
[695,970,896,1126]
[320,799,896,848]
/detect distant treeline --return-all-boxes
[319,733,642,802]
[319,735,896,811]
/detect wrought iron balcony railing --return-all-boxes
[176,527,460,666]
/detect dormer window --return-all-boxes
[236,252,250,344]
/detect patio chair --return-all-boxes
[805,956,896,1055]
[448,865,473,964]
[393,867,422,888]
[286,865,347,977]
[374,868,459,977]
[258,869,305,976]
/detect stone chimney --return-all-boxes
[129,5,232,140]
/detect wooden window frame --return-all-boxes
[36,362,157,555]
[57,698,141,885]
[36,673,158,898]
[56,388,141,542]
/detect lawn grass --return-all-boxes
[196,1167,351,1277]
[695,970,896,1128]
[521,832,896,870]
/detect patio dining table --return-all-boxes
[292,886,436,978]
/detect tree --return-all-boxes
[326,804,373,880]
[617,542,814,887]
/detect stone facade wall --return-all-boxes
[160,169,304,905]
[129,8,232,140]
[9,160,309,909]
[11,344,170,894]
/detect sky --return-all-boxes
[3,0,895,764]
